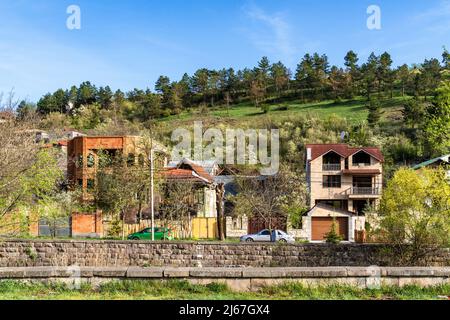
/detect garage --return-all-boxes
[311,217,349,241]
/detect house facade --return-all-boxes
[67,135,167,199]
[163,158,217,218]
[304,144,384,242]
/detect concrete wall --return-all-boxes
[0,266,448,291]
[0,240,448,268]
[225,216,248,238]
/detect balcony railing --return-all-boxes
[323,163,341,171]
[353,162,371,167]
[350,187,380,195]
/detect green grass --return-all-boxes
[0,280,448,300]
[161,96,409,125]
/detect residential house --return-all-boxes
[304,144,384,242]
[65,135,167,237]
[163,158,217,218]
[67,135,167,199]
[413,154,450,182]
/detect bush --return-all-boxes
[261,104,270,114]
[377,168,450,265]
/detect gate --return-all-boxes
[191,217,217,239]
[248,216,287,234]
[38,217,71,237]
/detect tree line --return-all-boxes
[29,48,450,120]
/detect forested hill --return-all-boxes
[23,49,449,120]
[6,49,450,173]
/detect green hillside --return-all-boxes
[161,96,409,125]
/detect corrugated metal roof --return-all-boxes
[412,154,450,170]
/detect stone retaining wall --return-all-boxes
[0,266,449,291]
[0,239,449,267]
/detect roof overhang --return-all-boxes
[342,169,381,175]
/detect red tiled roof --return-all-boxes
[305,144,384,162]
[162,167,213,184]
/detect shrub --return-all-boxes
[325,218,343,244]
[377,168,450,265]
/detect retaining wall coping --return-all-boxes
[0,267,449,279]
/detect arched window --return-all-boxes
[87,153,95,168]
[127,153,135,167]
[76,154,83,168]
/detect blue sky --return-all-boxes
[0,0,449,102]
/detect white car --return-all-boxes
[240,229,296,243]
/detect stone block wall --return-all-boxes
[0,240,448,268]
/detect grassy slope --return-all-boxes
[160,96,408,125]
[0,280,448,300]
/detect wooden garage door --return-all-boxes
[311,217,348,241]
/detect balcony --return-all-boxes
[323,163,341,171]
[348,187,381,198]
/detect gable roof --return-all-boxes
[305,144,384,162]
[167,159,218,176]
[412,154,450,170]
[163,158,214,184]
[305,203,355,217]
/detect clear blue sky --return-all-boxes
[0,0,448,102]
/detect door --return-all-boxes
[255,229,271,242]
[311,217,349,241]
[141,228,151,240]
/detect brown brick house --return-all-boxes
[67,135,167,199]
[304,143,384,242]
[66,135,167,237]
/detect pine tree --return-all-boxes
[325,218,342,244]
[367,97,383,127]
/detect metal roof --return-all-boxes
[412,154,450,170]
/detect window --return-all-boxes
[194,189,205,205]
[76,155,83,168]
[127,153,135,167]
[352,151,371,166]
[99,149,118,167]
[353,176,372,188]
[322,152,341,170]
[87,153,95,168]
[323,175,341,188]
[87,179,95,191]
[316,200,348,210]
[138,154,145,166]
[77,179,83,188]
[260,230,270,235]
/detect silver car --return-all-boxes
[240,229,296,243]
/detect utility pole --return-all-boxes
[216,183,225,241]
[150,147,155,241]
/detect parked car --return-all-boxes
[240,229,295,243]
[127,227,174,240]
